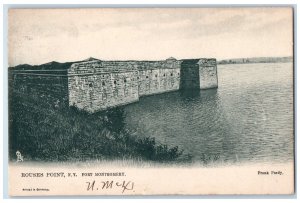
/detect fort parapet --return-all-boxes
[10,57,218,113]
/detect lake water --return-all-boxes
[123,63,294,165]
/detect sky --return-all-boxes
[8,7,293,66]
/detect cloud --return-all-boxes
[8,8,293,66]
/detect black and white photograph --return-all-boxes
[6,7,295,195]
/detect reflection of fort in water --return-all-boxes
[10,57,218,113]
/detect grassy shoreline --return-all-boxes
[9,93,192,163]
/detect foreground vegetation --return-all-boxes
[9,93,191,163]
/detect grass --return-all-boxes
[9,93,192,163]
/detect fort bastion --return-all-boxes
[10,57,218,113]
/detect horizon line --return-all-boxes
[9,55,293,68]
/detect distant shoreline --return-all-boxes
[217,56,293,65]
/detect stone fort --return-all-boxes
[10,57,218,113]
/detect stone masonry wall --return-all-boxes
[137,59,181,96]
[138,68,181,96]
[198,59,218,89]
[68,60,139,113]
[10,58,218,114]
[67,58,218,113]
[68,59,183,113]
[180,60,200,89]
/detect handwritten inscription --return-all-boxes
[86,180,134,193]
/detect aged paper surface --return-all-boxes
[8,8,294,196]
[9,163,294,195]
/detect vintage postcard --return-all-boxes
[7,7,294,196]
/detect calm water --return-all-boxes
[123,63,294,164]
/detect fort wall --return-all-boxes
[198,59,218,89]
[68,60,139,113]
[137,58,181,96]
[10,58,218,113]
[180,60,200,89]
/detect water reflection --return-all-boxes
[179,88,200,99]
